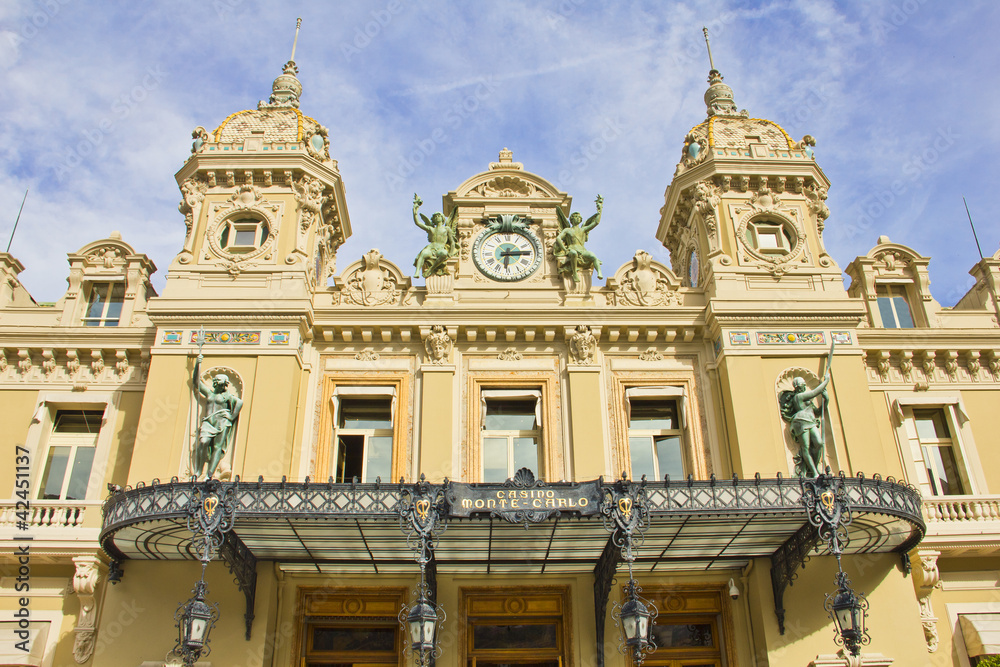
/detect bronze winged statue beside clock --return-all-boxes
[554,195,604,283]
[412,194,459,278]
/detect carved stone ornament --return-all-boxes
[424,325,453,365]
[17,349,32,375]
[911,550,941,653]
[85,245,124,269]
[115,350,129,377]
[177,177,209,260]
[498,347,522,361]
[568,325,597,365]
[613,250,681,307]
[692,180,721,254]
[303,124,331,161]
[476,175,539,198]
[874,250,909,274]
[0,349,8,372]
[342,249,401,306]
[674,132,709,177]
[72,556,101,664]
[293,175,328,232]
[639,348,663,361]
[355,350,380,362]
[41,350,56,376]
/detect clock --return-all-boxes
[472,227,542,281]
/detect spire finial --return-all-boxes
[699,28,741,117]
[290,17,302,62]
[257,18,304,109]
[702,27,715,72]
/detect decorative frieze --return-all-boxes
[757,331,825,345]
[862,348,999,384]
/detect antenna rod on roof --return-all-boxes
[290,17,302,62]
[702,27,716,71]
[963,196,985,260]
[6,187,28,254]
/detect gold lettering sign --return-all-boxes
[449,480,601,522]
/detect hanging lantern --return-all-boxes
[400,582,445,666]
[824,570,869,657]
[173,580,219,666]
[612,579,657,665]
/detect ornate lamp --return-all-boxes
[398,478,448,666]
[825,570,869,657]
[173,577,219,666]
[401,582,444,666]
[604,475,658,665]
[616,579,656,662]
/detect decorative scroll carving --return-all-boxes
[355,350,380,362]
[85,245,124,269]
[911,550,941,652]
[41,350,56,376]
[72,556,101,664]
[638,348,663,361]
[498,348,522,361]
[476,175,538,198]
[17,349,32,375]
[693,180,721,254]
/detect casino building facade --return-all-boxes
[2,48,1000,667]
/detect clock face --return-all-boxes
[473,229,542,281]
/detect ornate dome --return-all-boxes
[189,59,332,162]
[676,69,815,171]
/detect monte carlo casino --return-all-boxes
[2,39,1000,667]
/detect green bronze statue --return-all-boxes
[193,353,243,479]
[779,343,835,477]
[412,194,458,278]
[554,195,604,283]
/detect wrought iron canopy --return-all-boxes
[102,473,923,572]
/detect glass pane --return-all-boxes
[259,223,270,246]
[336,435,364,483]
[485,399,536,430]
[893,296,914,328]
[512,437,538,474]
[339,399,392,429]
[40,447,70,499]
[86,283,108,320]
[923,445,964,496]
[876,296,898,328]
[629,436,655,481]
[914,410,949,441]
[103,282,125,324]
[651,622,714,648]
[473,623,558,650]
[629,401,676,430]
[756,229,780,249]
[365,436,393,483]
[311,626,396,652]
[483,437,508,482]
[220,224,230,248]
[54,410,104,434]
[656,436,685,479]
[234,228,257,246]
[66,447,96,500]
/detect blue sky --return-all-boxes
[1,0,997,305]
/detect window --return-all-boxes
[302,621,399,666]
[892,396,983,498]
[38,410,102,500]
[462,587,569,667]
[624,387,689,481]
[746,220,792,255]
[333,395,394,483]
[297,589,405,667]
[481,390,542,483]
[875,284,915,328]
[219,217,269,253]
[913,408,964,495]
[629,400,684,481]
[83,281,125,326]
[643,588,732,667]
